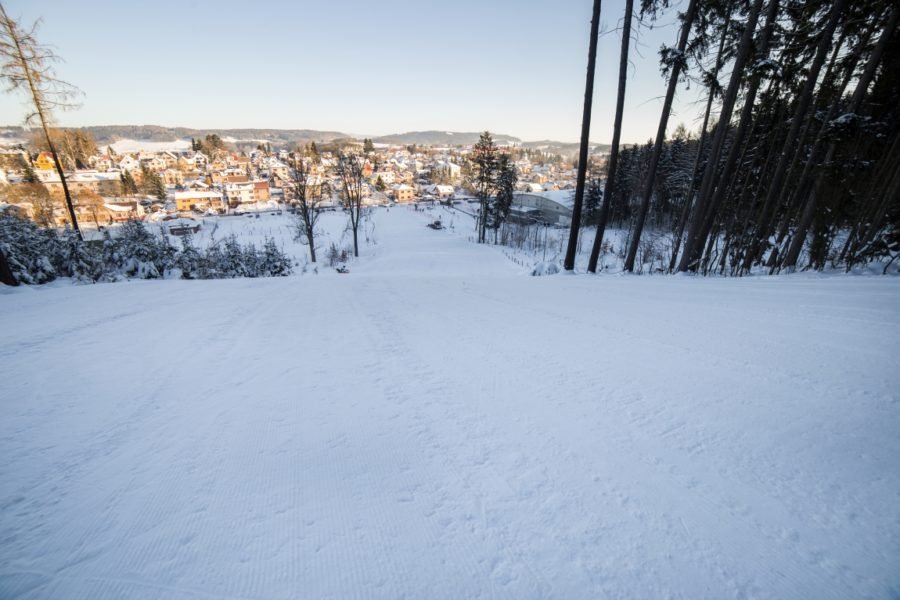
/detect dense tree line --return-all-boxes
[572,0,900,274]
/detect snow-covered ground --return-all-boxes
[1,208,899,599]
[108,139,192,154]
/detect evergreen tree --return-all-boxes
[57,227,98,282]
[176,232,203,279]
[489,153,517,237]
[472,132,498,244]
[120,170,138,196]
[0,212,58,284]
[261,238,293,276]
[22,158,38,183]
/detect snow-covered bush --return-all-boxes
[0,213,59,284]
[1,216,292,286]
[531,261,560,276]
[101,220,175,280]
[325,242,351,267]
[259,238,293,277]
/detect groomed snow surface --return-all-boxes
[2,208,899,599]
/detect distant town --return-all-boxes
[0,129,607,233]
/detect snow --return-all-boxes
[109,139,192,154]
[2,208,899,599]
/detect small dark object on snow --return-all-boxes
[427,220,443,230]
[335,265,349,274]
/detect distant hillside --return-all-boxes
[77,125,350,146]
[373,131,522,146]
[1,125,610,154]
[521,140,612,155]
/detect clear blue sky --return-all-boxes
[1,0,702,144]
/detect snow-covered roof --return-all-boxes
[514,189,576,210]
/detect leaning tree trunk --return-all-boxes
[564,0,602,271]
[781,4,899,271]
[676,0,765,273]
[623,0,699,272]
[763,26,855,270]
[667,12,731,273]
[587,0,633,273]
[737,0,848,273]
[690,0,779,264]
[0,3,82,239]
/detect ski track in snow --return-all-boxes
[1,208,899,599]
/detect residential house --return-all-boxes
[88,155,114,171]
[161,151,179,169]
[224,181,254,206]
[41,170,123,200]
[174,190,225,214]
[253,180,270,202]
[394,183,415,203]
[104,199,145,222]
[34,151,55,171]
[119,155,141,173]
[162,168,184,186]
[371,170,395,185]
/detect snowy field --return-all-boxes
[1,208,899,599]
[109,139,193,154]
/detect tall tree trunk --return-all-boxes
[588,0,633,273]
[763,27,856,270]
[667,14,731,273]
[690,0,779,264]
[623,0,699,272]
[564,0,602,271]
[677,0,766,272]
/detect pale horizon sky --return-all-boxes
[1,0,704,145]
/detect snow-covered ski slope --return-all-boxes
[2,209,899,599]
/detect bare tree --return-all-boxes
[335,151,366,257]
[288,155,325,263]
[7,182,57,226]
[0,3,83,238]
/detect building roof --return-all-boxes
[513,190,576,211]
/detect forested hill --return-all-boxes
[0,126,606,153]
[76,126,351,145]
[372,131,521,146]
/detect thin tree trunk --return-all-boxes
[588,0,633,273]
[564,0,602,271]
[307,223,317,263]
[623,0,699,272]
